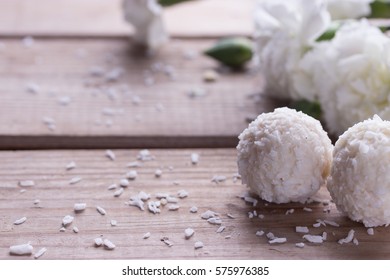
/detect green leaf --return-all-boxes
[369,0,390,18]
[290,100,322,120]
[204,37,253,68]
[159,0,194,7]
[316,21,342,42]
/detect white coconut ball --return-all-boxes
[328,115,390,227]
[237,107,333,203]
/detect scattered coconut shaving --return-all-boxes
[19,180,35,187]
[148,201,161,214]
[155,169,163,178]
[184,228,195,239]
[94,237,103,247]
[168,204,180,211]
[338,230,355,245]
[191,153,199,165]
[296,226,309,233]
[107,184,117,190]
[127,161,142,168]
[143,232,151,239]
[120,179,130,188]
[190,206,198,213]
[161,237,174,247]
[303,234,323,244]
[207,217,222,225]
[256,230,264,237]
[103,239,116,250]
[74,203,86,212]
[105,150,116,161]
[269,238,287,244]
[69,177,82,185]
[62,215,74,227]
[322,232,327,241]
[227,213,235,219]
[127,170,137,180]
[34,247,47,259]
[217,226,226,233]
[367,228,374,236]
[9,243,33,255]
[114,188,124,197]
[323,220,340,227]
[73,226,79,233]
[303,207,312,212]
[14,217,27,225]
[353,238,359,246]
[295,243,305,248]
[96,206,106,216]
[137,149,154,161]
[166,196,178,203]
[211,175,226,183]
[194,241,203,249]
[177,190,189,199]
[285,209,295,215]
[201,210,218,219]
[266,232,275,240]
[111,220,117,227]
[59,227,66,232]
[66,161,76,170]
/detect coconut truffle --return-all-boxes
[237,107,333,203]
[328,115,390,227]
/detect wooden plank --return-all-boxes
[0,0,254,37]
[1,149,389,260]
[0,38,279,149]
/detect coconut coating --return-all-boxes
[237,107,333,203]
[328,115,390,227]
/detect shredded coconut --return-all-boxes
[14,217,27,225]
[338,230,355,244]
[303,234,323,244]
[295,226,309,233]
[9,243,33,255]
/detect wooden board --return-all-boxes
[0,37,279,149]
[1,149,389,260]
[0,0,254,37]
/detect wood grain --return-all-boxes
[0,0,254,37]
[0,149,388,260]
[0,38,279,149]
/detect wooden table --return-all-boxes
[0,0,388,260]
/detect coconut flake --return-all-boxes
[66,161,76,170]
[96,206,106,215]
[148,201,161,214]
[126,170,137,180]
[190,206,198,213]
[303,234,323,244]
[120,179,130,188]
[296,226,309,233]
[256,230,265,237]
[19,180,35,187]
[367,228,374,236]
[295,242,305,248]
[155,169,162,178]
[73,226,79,233]
[14,217,27,225]
[269,238,287,244]
[114,188,124,197]
[322,232,327,241]
[184,228,195,239]
[303,207,313,212]
[266,232,275,240]
[211,175,226,183]
[143,232,151,239]
[69,177,82,185]
[191,153,199,165]
[94,237,103,247]
[168,204,180,211]
[9,243,33,255]
[201,210,218,219]
[177,190,189,199]
[74,203,86,212]
[161,237,174,247]
[110,220,117,227]
[217,226,226,233]
[207,217,222,225]
[324,220,340,227]
[285,209,295,215]
[34,247,47,259]
[103,239,116,250]
[353,238,359,246]
[105,149,116,161]
[127,161,142,168]
[338,230,355,245]
[62,215,74,227]
[194,241,203,249]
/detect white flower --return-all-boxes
[254,0,330,100]
[122,0,168,50]
[300,20,390,135]
[326,0,373,20]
